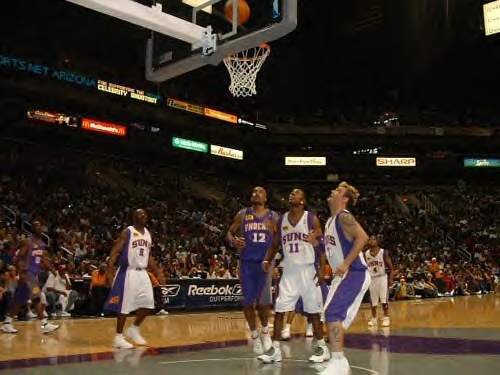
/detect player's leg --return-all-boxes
[125,271,154,346]
[258,267,300,363]
[380,275,390,326]
[282,310,295,339]
[256,261,274,346]
[240,261,264,353]
[34,291,59,333]
[321,270,371,373]
[105,268,134,349]
[368,278,379,327]
[303,266,329,363]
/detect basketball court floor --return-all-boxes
[0,294,499,374]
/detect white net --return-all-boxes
[223,44,271,97]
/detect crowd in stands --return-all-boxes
[0,145,499,320]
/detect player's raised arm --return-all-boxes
[227,211,245,251]
[335,212,368,276]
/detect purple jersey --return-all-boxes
[25,236,45,275]
[240,208,278,262]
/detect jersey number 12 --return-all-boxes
[252,233,266,243]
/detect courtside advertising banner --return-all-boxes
[159,279,243,309]
[81,118,127,137]
[285,156,326,166]
[376,157,416,167]
[210,145,244,160]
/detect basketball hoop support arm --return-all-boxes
[145,0,298,82]
[64,0,213,46]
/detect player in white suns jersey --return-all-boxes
[258,189,330,364]
[320,182,371,375]
[365,235,394,327]
[104,209,165,349]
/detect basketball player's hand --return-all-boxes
[262,260,271,273]
[232,236,246,251]
[333,263,347,277]
[315,269,325,286]
[305,231,319,246]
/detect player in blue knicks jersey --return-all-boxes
[319,182,371,374]
[227,186,279,355]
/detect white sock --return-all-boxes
[116,333,124,338]
[272,340,280,348]
[251,330,259,339]
[284,323,291,330]
[331,351,345,360]
[131,324,140,329]
[4,317,13,324]
[261,325,269,334]
[41,318,48,325]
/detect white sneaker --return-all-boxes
[156,309,169,315]
[261,331,272,352]
[281,324,291,340]
[317,356,350,374]
[381,317,390,327]
[125,326,147,346]
[306,323,314,337]
[43,311,48,318]
[41,322,60,334]
[309,344,331,363]
[252,335,264,355]
[257,341,282,363]
[1,323,18,334]
[113,334,134,349]
[26,310,37,320]
[59,311,71,318]
[368,318,378,327]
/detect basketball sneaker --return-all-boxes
[26,310,37,320]
[252,334,264,354]
[381,317,390,327]
[309,343,331,363]
[113,334,134,349]
[368,318,378,327]
[281,324,291,340]
[41,322,60,334]
[125,325,147,345]
[156,309,169,315]
[59,311,71,318]
[315,357,350,374]
[258,341,282,363]
[306,323,314,337]
[1,323,18,334]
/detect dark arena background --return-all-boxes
[0,1,499,374]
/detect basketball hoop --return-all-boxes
[223,44,270,97]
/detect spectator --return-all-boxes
[89,263,110,316]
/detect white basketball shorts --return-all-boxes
[275,263,323,314]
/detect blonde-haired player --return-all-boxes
[320,182,371,374]
[365,235,394,327]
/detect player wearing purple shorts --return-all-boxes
[2,220,59,334]
[320,182,371,374]
[227,186,279,354]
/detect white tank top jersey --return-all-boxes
[280,210,315,266]
[121,225,152,269]
[365,248,386,277]
[324,210,367,271]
